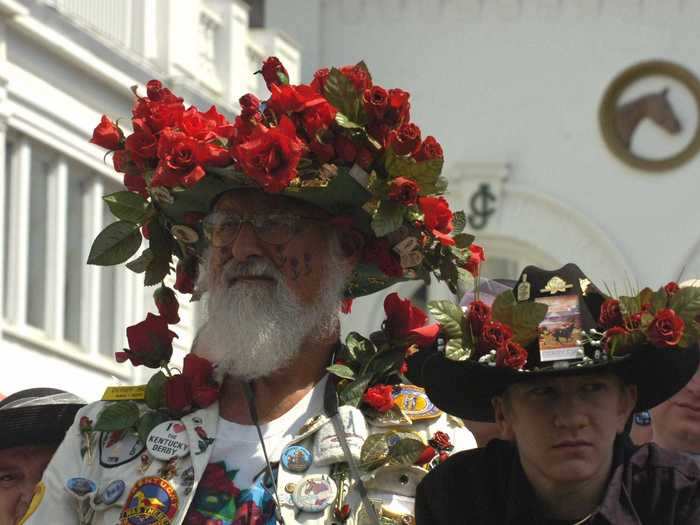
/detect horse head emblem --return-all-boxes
[615,87,682,149]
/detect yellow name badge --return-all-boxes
[102,386,146,401]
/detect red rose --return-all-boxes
[428,431,454,451]
[341,298,353,314]
[152,131,205,188]
[479,320,513,354]
[90,115,123,150]
[367,121,391,147]
[179,106,234,143]
[302,100,337,137]
[117,313,177,368]
[384,292,440,346]
[389,123,422,156]
[464,244,486,277]
[363,86,389,120]
[385,88,411,128]
[414,136,444,161]
[334,134,357,163]
[599,299,624,330]
[259,56,289,90]
[183,354,219,408]
[165,374,193,415]
[362,384,395,413]
[267,83,324,116]
[233,116,304,193]
[664,281,680,296]
[145,80,182,104]
[123,173,147,198]
[174,258,197,294]
[340,64,372,93]
[647,309,685,349]
[154,286,180,324]
[125,119,157,162]
[363,238,403,277]
[239,93,261,118]
[309,139,335,163]
[310,67,330,93]
[418,196,454,246]
[388,177,420,206]
[467,300,492,335]
[496,340,528,369]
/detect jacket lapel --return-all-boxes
[181,402,219,481]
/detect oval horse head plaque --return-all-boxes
[599,60,700,172]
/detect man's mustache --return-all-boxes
[219,258,280,284]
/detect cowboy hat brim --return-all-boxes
[411,343,700,422]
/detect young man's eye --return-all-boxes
[581,382,606,393]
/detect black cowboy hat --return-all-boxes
[0,388,85,449]
[409,263,700,422]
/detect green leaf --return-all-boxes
[137,411,169,444]
[335,113,363,129]
[126,249,154,274]
[618,295,641,317]
[492,291,548,345]
[388,435,426,465]
[428,300,465,340]
[453,233,475,249]
[338,374,372,408]
[343,332,378,366]
[144,221,172,286]
[445,338,469,361]
[371,200,405,237]
[650,288,668,313]
[103,191,150,223]
[670,286,700,319]
[360,433,390,471]
[87,221,141,266]
[145,371,168,410]
[452,211,466,235]
[327,364,356,380]
[323,68,367,124]
[94,401,140,432]
[384,148,444,194]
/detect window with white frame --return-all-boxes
[3,131,140,363]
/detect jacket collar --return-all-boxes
[181,401,219,481]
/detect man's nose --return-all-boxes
[552,397,589,430]
[228,222,266,262]
[13,482,36,523]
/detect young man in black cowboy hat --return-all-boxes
[410,264,700,524]
[0,388,84,525]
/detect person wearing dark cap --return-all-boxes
[0,388,84,525]
[410,264,700,524]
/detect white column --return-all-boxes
[44,156,68,340]
[216,0,251,105]
[81,176,103,353]
[131,0,158,60]
[6,137,30,326]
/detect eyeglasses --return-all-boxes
[203,212,324,247]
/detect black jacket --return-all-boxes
[415,438,700,524]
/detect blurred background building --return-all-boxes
[2,0,700,399]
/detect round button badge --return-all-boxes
[281,445,313,473]
[146,421,190,461]
[292,474,337,513]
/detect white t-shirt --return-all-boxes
[208,375,327,490]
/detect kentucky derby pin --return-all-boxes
[120,477,179,525]
[292,474,338,513]
[146,421,190,461]
[392,385,441,421]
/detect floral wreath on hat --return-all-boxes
[87,58,483,474]
[427,278,700,372]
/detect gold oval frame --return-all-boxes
[599,60,700,172]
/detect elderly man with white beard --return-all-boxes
[22,58,479,525]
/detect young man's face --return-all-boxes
[0,445,54,525]
[651,363,700,453]
[493,372,636,486]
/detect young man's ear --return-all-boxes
[492,395,515,441]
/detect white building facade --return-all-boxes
[264,0,700,335]
[0,0,300,400]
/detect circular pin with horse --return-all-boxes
[599,60,700,172]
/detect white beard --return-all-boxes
[195,251,348,381]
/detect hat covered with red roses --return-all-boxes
[408,263,700,421]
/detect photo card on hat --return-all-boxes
[536,294,584,363]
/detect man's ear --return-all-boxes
[492,395,515,440]
[617,384,638,433]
